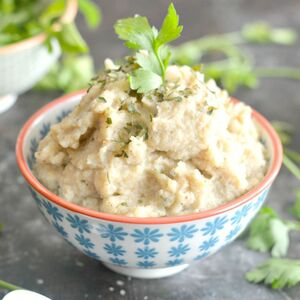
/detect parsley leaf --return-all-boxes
[246,258,300,289]
[246,207,300,257]
[155,3,183,48]
[129,69,163,93]
[114,16,154,51]
[114,3,182,93]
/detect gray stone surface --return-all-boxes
[1,0,300,299]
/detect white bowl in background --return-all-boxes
[0,0,77,114]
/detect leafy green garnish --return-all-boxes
[246,258,300,289]
[114,3,183,93]
[246,207,300,258]
[35,54,94,92]
[290,189,300,220]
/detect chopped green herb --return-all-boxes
[106,117,112,125]
[207,106,216,115]
[97,96,107,103]
[192,64,203,72]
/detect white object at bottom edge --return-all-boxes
[0,94,17,114]
[102,262,189,279]
[2,290,51,300]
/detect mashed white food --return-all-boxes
[34,58,267,217]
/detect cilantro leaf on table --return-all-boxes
[246,258,300,289]
[114,3,183,93]
[246,207,300,257]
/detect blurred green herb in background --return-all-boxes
[245,122,300,289]
[171,22,300,93]
[0,0,101,52]
[36,21,300,94]
[0,0,101,93]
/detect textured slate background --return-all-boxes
[1,0,300,299]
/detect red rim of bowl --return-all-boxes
[0,0,78,55]
[16,90,283,224]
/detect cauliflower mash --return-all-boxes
[34,58,267,217]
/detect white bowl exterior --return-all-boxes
[0,39,60,96]
[22,94,272,270]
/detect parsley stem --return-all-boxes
[283,154,300,180]
[285,148,300,164]
[154,49,166,80]
[255,67,300,80]
[0,280,22,291]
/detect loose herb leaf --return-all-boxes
[246,207,300,257]
[114,3,182,93]
[246,258,300,289]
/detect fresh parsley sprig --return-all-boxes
[114,3,183,93]
[246,207,300,258]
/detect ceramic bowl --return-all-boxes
[0,0,77,114]
[16,91,282,279]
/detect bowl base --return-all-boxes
[102,262,189,279]
[0,94,17,114]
